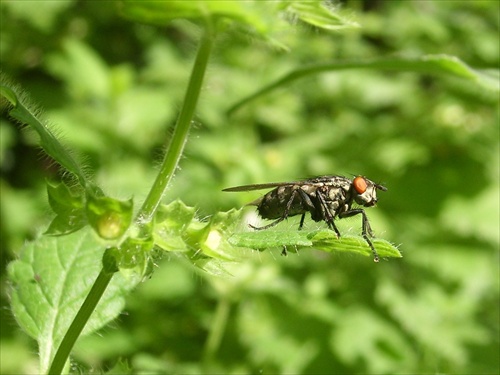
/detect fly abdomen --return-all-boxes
[252,186,308,220]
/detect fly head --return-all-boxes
[352,176,387,207]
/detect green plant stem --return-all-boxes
[137,26,215,224]
[47,269,113,375]
[202,297,231,365]
[47,24,216,375]
[226,55,487,115]
[3,12,218,375]
[1,84,88,188]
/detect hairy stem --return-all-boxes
[47,269,113,375]
[137,26,215,224]
[46,24,216,375]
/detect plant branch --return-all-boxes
[46,24,216,375]
[137,25,215,225]
[47,269,113,375]
[226,54,492,115]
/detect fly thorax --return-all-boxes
[327,186,345,203]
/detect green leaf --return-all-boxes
[228,229,401,261]
[309,230,401,259]
[7,227,139,373]
[44,38,111,101]
[195,208,246,260]
[1,0,74,33]
[46,181,134,239]
[154,201,244,262]
[229,230,313,249]
[192,258,236,278]
[120,0,250,27]
[285,1,359,30]
[228,54,499,114]
[155,200,197,232]
[331,307,416,373]
[120,0,357,52]
[0,77,97,192]
[85,194,133,240]
[0,84,18,106]
[45,212,88,237]
[155,202,399,263]
[120,0,281,29]
[121,0,358,34]
[45,181,87,236]
[47,180,84,213]
[109,234,154,277]
[153,200,197,252]
[377,279,490,366]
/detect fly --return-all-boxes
[223,175,387,262]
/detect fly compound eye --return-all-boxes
[353,176,368,194]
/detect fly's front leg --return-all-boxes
[339,209,379,262]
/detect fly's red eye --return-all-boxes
[353,176,367,194]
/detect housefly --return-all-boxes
[223,175,387,262]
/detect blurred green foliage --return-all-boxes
[1,1,498,374]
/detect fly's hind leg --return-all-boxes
[298,214,305,230]
[296,189,316,230]
[250,189,299,231]
[249,218,286,230]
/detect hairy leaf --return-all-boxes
[7,227,139,373]
[0,82,89,189]
[229,229,401,260]
[45,181,87,236]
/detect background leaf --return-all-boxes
[286,0,360,30]
[0,81,90,188]
[7,227,139,373]
[1,1,498,374]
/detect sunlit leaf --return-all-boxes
[285,1,359,30]
[228,229,401,260]
[229,230,313,249]
[45,181,87,236]
[7,227,139,373]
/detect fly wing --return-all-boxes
[222,182,293,192]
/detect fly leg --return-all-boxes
[315,191,341,238]
[283,191,310,255]
[339,209,380,262]
[250,189,299,230]
[298,213,306,230]
[296,189,316,230]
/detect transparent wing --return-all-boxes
[222,182,294,192]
